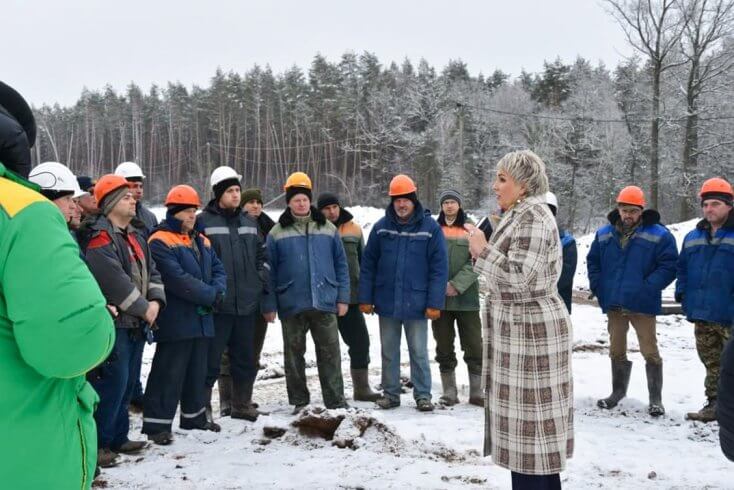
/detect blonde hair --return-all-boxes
[496,150,549,197]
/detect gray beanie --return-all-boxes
[101,186,130,216]
[439,189,463,207]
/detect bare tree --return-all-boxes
[677,0,734,219]
[604,0,687,209]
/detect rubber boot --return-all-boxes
[231,379,259,422]
[351,368,381,402]
[597,359,632,409]
[438,371,459,406]
[218,374,232,417]
[468,372,484,407]
[686,398,717,422]
[646,362,665,417]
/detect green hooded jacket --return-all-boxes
[0,162,115,489]
[438,211,480,311]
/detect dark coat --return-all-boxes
[587,209,678,315]
[719,337,734,461]
[131,201,158,240]
[558,229,577,313]
[148,215,227,342]
[82,214,166,328]
[198,200,268,316]
[0,81,35,178]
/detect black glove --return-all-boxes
[675,292,684,303]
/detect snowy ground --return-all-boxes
[98,208,730,488]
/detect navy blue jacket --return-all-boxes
[587,209,678,315]
[263,207,350,319]
[359,202,448,320]
[676,211,734,327]
[148,215,226,342]
[558,229,577,313]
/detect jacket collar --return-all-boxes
[437,209,467,227]
[334,208,354,227]
[386,200,427,227]
[279,205,326,228]
[607,208,662,227]
[0,162,39,191]
[696,208,734,232]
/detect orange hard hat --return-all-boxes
[94,174,130,205]
[616,185,646,207]
[699,177,733,198]
[284,172,312,190]
[389,174,417,197]
[165,184,201,208]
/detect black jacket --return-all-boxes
[0,82,36,179]
[81,214,166,329]
[132,201,159,240]
[198,200,268,316]
[720,337,734,462]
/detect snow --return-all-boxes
[105,209,728,489]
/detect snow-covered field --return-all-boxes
[99,207,729,489]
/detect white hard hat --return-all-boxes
[29,162,84,198]
[210,166,242,189]
[115,161,145,180]
[545,191,559,209]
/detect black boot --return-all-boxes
[597,359,632,409]
[231,379,259,422]
[646,362,665,417]
[218,375,232,417]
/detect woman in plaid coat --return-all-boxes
[467,150,574,489]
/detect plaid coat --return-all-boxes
[475,195,574,475]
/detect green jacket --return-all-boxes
[0,163,115,489]
[438,211,480,311]
[335,209,363,305]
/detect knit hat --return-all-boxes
[241,187,263,204]
[100,185,130,216]
[317,192,340,210]
[77,176,96,192]
[439,189,463,207]
[391,191,418,206]
[167,203,196,216]
[213,178,241,202]
[286,186,312,204]
[701,192,733,207]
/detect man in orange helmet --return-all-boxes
[677,177,734,422]
[81,174,166,467]
[142,185,226,444]
[587,185,678,417]
[359,174,448,412]
[263,172,350,413]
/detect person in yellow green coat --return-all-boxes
[0,81,115,489]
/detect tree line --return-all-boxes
[32,0,734,233]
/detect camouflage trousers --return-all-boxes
[281,310,346,408]
[695,322,731,399]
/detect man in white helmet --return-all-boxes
[114,162,158,239]
[198,166,270,423]
[114,161,159,412]
[29,162,85,225]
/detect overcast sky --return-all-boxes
[5,0,632,107]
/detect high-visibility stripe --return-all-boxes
[203,226,230,235]
[635,231,662,244]
[180,407,206,419]
[598,232,613,243]
[377,229,433,238]
[143,417,174,424]
[149,283,165,291]
[237,226,258,235]
[119,288,142,311]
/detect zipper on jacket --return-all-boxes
[228,218,239,312]
[77,418,88,490]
